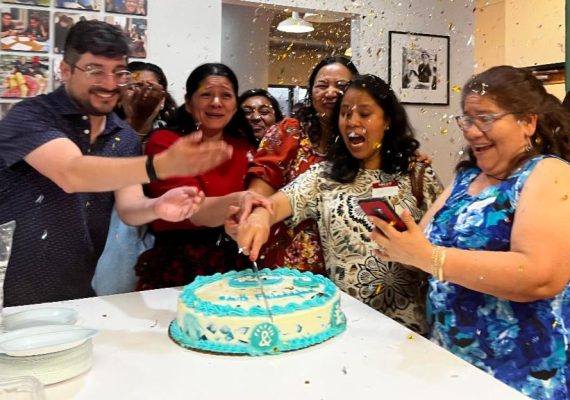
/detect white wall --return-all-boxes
[146,0,222,102]
[221,4,273,91]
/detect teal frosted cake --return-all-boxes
[169,268,346,356]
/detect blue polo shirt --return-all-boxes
[0,87,140,306]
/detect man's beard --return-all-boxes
[70,87,119,117]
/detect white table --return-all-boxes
[6,289,528,400]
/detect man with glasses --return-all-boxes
[0,21,232,306]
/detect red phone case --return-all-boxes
[358,198,407,232]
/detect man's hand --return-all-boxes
[154,131,233,179]
[153,186,205,222]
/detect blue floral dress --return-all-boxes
[425,155,570,400]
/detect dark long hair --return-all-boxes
[327,74,419,183]
[457,65,570,173]
[297,56,358,148]
[182,63,256,145]
[238,88,284,122]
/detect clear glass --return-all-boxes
[0,376,45,400]
[0,220,16,329]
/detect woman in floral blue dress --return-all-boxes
[369,66,570,399]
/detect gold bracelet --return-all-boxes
[431,245,446,281]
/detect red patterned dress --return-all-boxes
[247,117,326,275]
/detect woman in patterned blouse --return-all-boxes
[369,66,570,399]
[236,74,443,334]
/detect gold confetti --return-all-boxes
[440,128,449,135]
[553,321,558,328]
[374,284,382,295]
[452,85,462,93]
[407,334,415,340]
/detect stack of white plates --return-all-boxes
[0,308,97,385]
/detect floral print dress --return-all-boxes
[248,118,327,275]
[425,155,570,399]
[281,162,443,334]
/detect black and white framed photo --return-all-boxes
[388,31,450,105]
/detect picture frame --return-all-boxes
[0,8,50,53]
[105,0,147,16]
[104,15,147,58]
[53,0,103,11]
[388,31,450,105]
[0,54,50,98]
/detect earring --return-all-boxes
[525,137,533,152]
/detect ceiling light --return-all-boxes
[303,13,345,23]
[277,11,314,33]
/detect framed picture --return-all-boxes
[2,0,50,6]
[388,31,450,105]
[0,54,50,98]
[53,12,100,54]
[105,0,147,16]
[0,8,50,52]
[54,0,103,11]
[104,15,147,58]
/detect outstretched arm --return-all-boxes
[236,191,292,261]
[24,131,232,193]
[114,184,205,226]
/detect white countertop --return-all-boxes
[5,288,528,400]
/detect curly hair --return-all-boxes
[296,56,358,151]
[326,74,419,183]
[457,65,570,173]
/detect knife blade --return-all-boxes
[251,261,274,323]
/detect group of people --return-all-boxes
[0,20,569,399]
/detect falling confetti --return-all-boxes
[452,85,462,93]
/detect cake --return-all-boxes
[169,268,346,356]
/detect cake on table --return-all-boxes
[169,268,346,356]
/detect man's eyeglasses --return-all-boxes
[73,65,132,87]
[455,112,516,133]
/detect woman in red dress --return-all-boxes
[135,63,257,290]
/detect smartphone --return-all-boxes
[358,198,407,232]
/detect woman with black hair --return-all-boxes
[236,74,443,334]
[134,63,258,290]
[238,88,283,143]
[116,61,177,143]
[242,56,358,275]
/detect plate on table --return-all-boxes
[3,307,78,331]
[0,325,97,357]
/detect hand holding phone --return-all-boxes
[358,198,407,232]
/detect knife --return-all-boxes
[238,248,274,322]
[251,260,274,323]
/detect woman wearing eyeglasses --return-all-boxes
[369,65,570,399]
[238,88,284,143]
